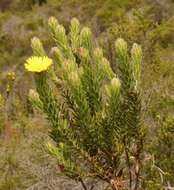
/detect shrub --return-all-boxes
[26,17,145,190]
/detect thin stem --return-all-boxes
[79,178,88,190]
[123,139,132,190]
[134,159,140,190]
[112,186,117,190]
[125,148,132,189]
[134,138,143,190]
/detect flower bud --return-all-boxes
[131,43,142,64]
[81,27,91,38]
[94,48,103,59]
[31,37,45,56]
[101,58,114,80]
[29,89,40,102]
[80,27,92,50]
[51,47,64,64]
[57,24,66,36]
[63,59,77,73]
[106,77,121,98]
[115,38,128,56]
[48,16,59,30]
[7,71,15,81]
[70,18,80,50]
[69,71,81,86]
[56,24,68,47]
[131,43,142,88]
[70,18,80,32]
[48,17,68,48]
[111,77,121,89]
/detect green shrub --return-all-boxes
[26,17,145,190]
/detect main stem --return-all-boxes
[123,139,132,190]
[79,178,88,190]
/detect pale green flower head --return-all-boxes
[111,77,121,89]
[106,77,121,97]
[81,27,91,38]
[131,43,142,89]
[29,89,40,102]
[48,16,59,30]
[101,58,114,80]
[31,37,45,56]
[80,27,92,49]
[70,18,80,30]
[115,38,128,55]
[131,43,142,62]
[51,47,64,64]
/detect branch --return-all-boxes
[79,178,88,190]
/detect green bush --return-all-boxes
[26,17,145,190]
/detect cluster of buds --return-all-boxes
[6,71,16,96]
[7,71,15,81]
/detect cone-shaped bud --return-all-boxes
[48,16,59,31]
[54,24,67,45]
[131,43,142,88]
[69,71,81,87]
[70,18,80,51]
[29,89,40,102]
[70,18,80,33]
[131,43,142,61]
[51,47,64,65]
[111,77,121,91]
[106,77,121,98]
[29,89,39,99]
[94,48,103,59]
[57,25,66,36]
[101,58,114,80]
[115,38,128,56]
[115,38,131,90]
[63,60,77,73]
[28,89,43,109]
[48,17,68,48]
[80,27,92,50]
[94,48,114,79]
[31,37,46,56]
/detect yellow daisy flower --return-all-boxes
[25,56,53,73]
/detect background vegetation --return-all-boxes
[0,0,173,189]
